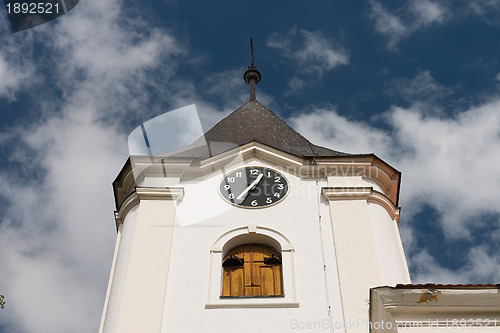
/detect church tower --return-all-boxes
[98,60,410,333]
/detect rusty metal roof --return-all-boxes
[395,283,500,289]
[175,100,351,159]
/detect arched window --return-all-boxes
[222,244,283,297]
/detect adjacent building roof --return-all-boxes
[395,283,500,289]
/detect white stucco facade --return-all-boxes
[99,140,409,333]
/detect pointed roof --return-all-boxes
[173,100,350,159]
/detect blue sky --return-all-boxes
[1,0,500,332]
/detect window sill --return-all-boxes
[220,294,284,299]
[205,298,299,309]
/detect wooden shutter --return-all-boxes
[221,266,244,297]
[222,244,283,297]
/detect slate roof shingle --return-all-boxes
[181,100,351,159]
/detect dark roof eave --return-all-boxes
[112,157,132,211]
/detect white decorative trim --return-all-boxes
[206,225,298,309]
[99,224,123,333]
[197,141,304,179]
[322,186,400,223]
[322,186,372,200]
[251,145,303,166]
[210,225,294,253]
[114,187,184,225]
[367,190,400,222]
[136,187,184,201]
[114,193,140,227]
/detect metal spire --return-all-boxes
[244,38,261,101]
[250,38,255,68]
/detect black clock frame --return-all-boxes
[219,166,289,208]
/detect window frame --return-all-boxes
[206,225,299,309]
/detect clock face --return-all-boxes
[219,167,289,208]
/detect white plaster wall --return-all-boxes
[101,205,138,333]
[368,204,411,286]
[327,198,381,333]
[118,197,178,333]
[101,193,179,333]
[159,160,345,333]
[325,175,408,333]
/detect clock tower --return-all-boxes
[98,63,410,333]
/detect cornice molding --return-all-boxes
[322,186,400,224]
[114,187,185,227]
[136,187,184,201]
[322,186,372,200]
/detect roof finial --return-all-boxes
[244,38,261,101]
[250,38,255,68]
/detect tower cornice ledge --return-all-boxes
[322,186,400,224]
[114,187,184,227]
[136,187,185,201]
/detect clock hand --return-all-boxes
[237,173,263,201]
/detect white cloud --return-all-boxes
[288,106,391,157]
[0,56,29,101]
[368,0,408,49]
[267,29,348,77]
[469,0,500,20]
[411,0,447,26]
[385,70,453,105]
[0,113,126,332]
[368,0,448,49]
[295,30,349,75]
[286,76,307,96]
[0,33,36,101]
[392,101,500,239]
[409,250,461,283]
[411,246,500,283]
[266,30,292,51]
[202,69,249,105]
